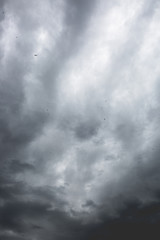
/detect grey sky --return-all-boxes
[1,0,160,239]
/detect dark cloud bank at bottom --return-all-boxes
[1,195,160,239]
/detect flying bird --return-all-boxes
[34,54,38,56]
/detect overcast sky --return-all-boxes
[1,0,160,239]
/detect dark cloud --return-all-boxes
[0,0,160,239]
[74,120,99,140]
[65,0,96,35]
[82,200,160,240]
[9,160,35,173]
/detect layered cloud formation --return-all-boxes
[1,0,160,239]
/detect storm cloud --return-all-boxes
[1,0,160,239]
